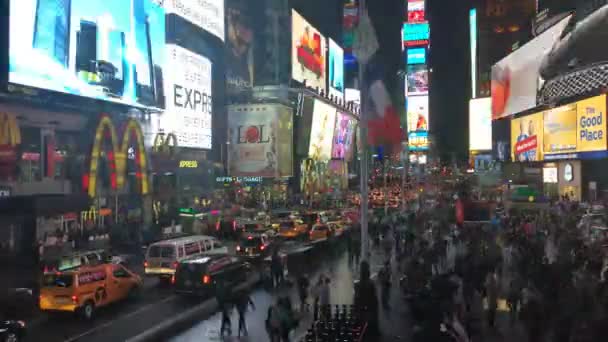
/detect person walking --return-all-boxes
[297,274,310,312]
[484,270,498,329]
[266,301,282,342]
[319,276,331,319]
[235,289,255,337]
[354,261,380,340]
[378,260,392,310]
[271,249,283,288]
[217,282,233,337]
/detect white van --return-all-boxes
[144,235,228,278]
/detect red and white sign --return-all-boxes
[514,135,538,155]
[407,0,425,23]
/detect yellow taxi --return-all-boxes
[309,223,332,242]
[327,221,345,237]
[40,263,142,320]
[278,219,308,239]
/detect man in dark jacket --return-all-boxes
[354,261,380,339]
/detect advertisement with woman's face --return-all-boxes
[226,0,254,93]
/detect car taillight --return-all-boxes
[171,275,176,285]
[172,262,178,269]
[144,261,148,268]
[236,245,241,252]
[233,221,237,231]
[260,245,265,251]
[71,295,78,304]
[202,275,211,284]
[216,221,220,231]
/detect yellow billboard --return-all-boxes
[576,95,606,153]
[511,94,607,162]
[511,112,543,162]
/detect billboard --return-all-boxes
[491,15,571,120]
[292,10,326,92]
[9,0,166,108]
[470,8,477,98]
[225,0,255,93]
[163,0,225,41]
[345,88,361,107]
[511,112,543,162]
[162,45,213,149]
[408,131,428,151]
[407,0,425,23]
[512,95,608,161]
[406,95,429,133]
[309,99,337,161]
[332,112,356,161]
[227,104,293,177]
[469,98,492,151]
[406,65,429,96]
[403,22,430,47]
[407,47,426,65]
[328,39,345,101]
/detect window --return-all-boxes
[148,245,175,258]
[204,239,212,251]
[184,242,201,256]
[42,274,74,288]
[113,266,130,278]
[213,240,223,249]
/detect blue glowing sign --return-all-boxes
[407,48,426,65]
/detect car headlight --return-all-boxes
[17,320,26,328]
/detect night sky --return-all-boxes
[292,0,471,162]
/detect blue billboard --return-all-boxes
[9,0,166,108]
[407,47,426,65]
[408,131,429,151]
[403,22,430,45]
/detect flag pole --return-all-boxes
[358,0,369,263]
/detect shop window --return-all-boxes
[19,127,41,182]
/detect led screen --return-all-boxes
[309,99,337,161]
[332,112,356,161]
[406,64,428,96]
[407,47,426,65]
[164,0,225,41]
[469,98,492,151]
[9,0,166,108]
[403,22,429,46]
[407,95,429,133]
[292,10,326,92]
[328,39,345,101]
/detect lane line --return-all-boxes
[63,294,177,342]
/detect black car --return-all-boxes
[236,234,272,259]
[0,320,26,342]
[173,255,251,297]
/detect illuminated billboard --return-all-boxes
[328,39,345,101]
[9,0,166,108]
[469,98,492,151]
[164,0,225,41]
[332,112,356,161]
[226,0,255,93]
[403,22,430,47]
[292,10,326,92]
[406,65,428,96]
[408,131,428,151]
[407,0,425,23]
[407,47,426,65]
[511,94,608,161]
[227,104,293,177]
[491,15,571,120]
[309,99,337,161]
[406,95,429,133]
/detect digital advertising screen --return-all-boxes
[292,10,326,93]
[309,99,337,161]
[406,65,429,96]
[407,47,426,65]
[408,131,428,151]
[9,0,166,108]
[345,88,361,106]
[227,104,293,177]
[162,45,213,149]
[163,0,225,41]
[407,0,425,23]
[511,112,544,162]
[332,112,356,161]
[491,14,571,120]
[403,22,430,47]
[543,167,558,183]
[225,0,255,93]
[328,38,345,101]
[469,98,492,151]
[406,95,429,133]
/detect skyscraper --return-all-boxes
[33,0,72,68]
[75,20,98,75]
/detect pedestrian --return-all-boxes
[216,282,233,337]
[271,249,283,288]
[235,289,255,337]
[319,276,331,319]
[354,261,380,339]
[297,273,310,312]
[484,269,498,329]
[312,276,324,320]
[378,260,392,310]
[266,301,282,342]
[507,274,523,325]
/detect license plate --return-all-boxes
[54,297,70,304]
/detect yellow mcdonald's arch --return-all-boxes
[152,132,178,154]
[88,115,149,197]
[0,112,21,146]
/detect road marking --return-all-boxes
[63,294,176,342]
